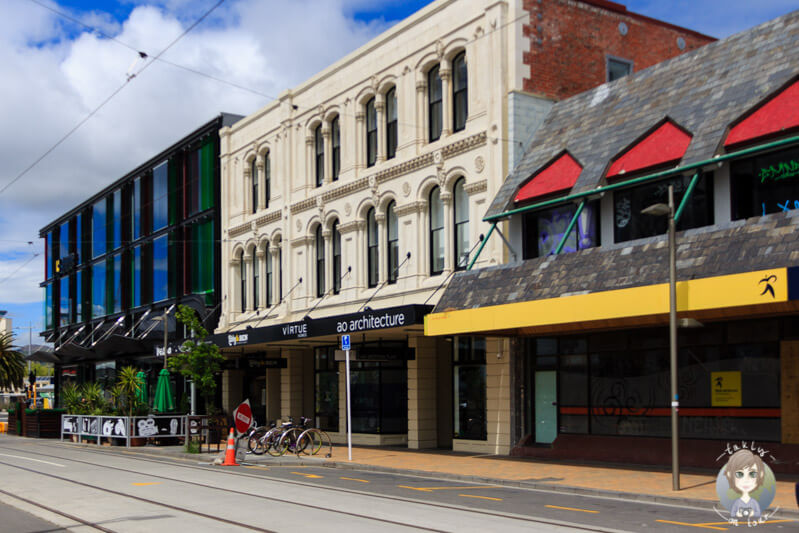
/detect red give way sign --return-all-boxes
[233,399,253,434]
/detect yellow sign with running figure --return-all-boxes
[711,371,742,407]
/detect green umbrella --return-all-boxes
[135,371,148,405]
[153,368,175,413]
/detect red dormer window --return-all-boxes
[606,120,692,179]
[514,152,582,203]
[725,79,799,148]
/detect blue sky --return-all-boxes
[0,0,796,341]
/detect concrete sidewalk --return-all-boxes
[90,440,799,518]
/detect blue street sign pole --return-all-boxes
[342,335,352,461]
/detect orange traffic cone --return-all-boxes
[221,428,240,466]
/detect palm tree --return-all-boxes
[0,332,25,391]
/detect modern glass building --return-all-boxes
[40,114,241,403]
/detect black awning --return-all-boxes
[55,342,97,363]
[211,304,433,349]
[93,334,146,358]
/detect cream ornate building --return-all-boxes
[215,0,712,453]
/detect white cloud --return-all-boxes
[0,0,395,306]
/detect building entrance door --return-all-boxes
[535,370,557,444]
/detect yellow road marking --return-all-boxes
[340,477,369,483]
[398,485,499,492]
[131,482,161,486]
[656,519,727,530]
[459,494,502,501]
[243,465,269,470]
[546,505,599,514]
[291,472,323,479]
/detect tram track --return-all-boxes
[0,441,623,533]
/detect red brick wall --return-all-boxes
[523,0,715,100]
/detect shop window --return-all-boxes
[607,57,633,82]
[350,360,407,434]
[331,118,340,181]
[252,249,260,310]
[367,208,378,288]
[239,249,246,312]
[332,220,341,295]
[315,225,325,298]
[315,347,339,432]
[452,52,468,132]
[366,98,377,168]
[731,145,799,219]
[453,336,486,440]
[385,88,397,160]
[522,201,600,259]
[428,64,442,142]
[613,173,713,243]
[251,158,258,213]
[429,186,444,275]
[314,124,324,187]
[153,161,169,232]
[386,201,398,284]
[453,178,469,269]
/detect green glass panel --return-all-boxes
[168,158,178,225]
[200,136,215,211]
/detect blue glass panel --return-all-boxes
[92,199,106,258]
[75,272,81,322]
[153,161,168,231]
[45,284,53,330]
[112,190,121,250]
[60,276,70,327]
[153,235,168,302]
[92,261,106,318]
[75,214,82,265]
[59,222,69,260]
[45,232,53,279]
[133,246,141,308]
[132,178,141,241]
[111,254,122,313]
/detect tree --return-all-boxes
[0,332,25,391]
[168,305,224,414]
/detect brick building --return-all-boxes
[214,0,711,453]
[425,10,799,470]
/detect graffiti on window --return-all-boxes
[758,159,799,183]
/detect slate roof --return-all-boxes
[486,10,799,219]
[435,211,799,312]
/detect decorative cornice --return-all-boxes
[288,131,486,216]
[393,201,425,217]
[291,235,314,247]
[338,220,360,233]
[255,210,281,227]
[464,179,488,195]
[229,223,251,238]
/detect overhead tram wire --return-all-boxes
[0,0,227,198]
[0,253,40,286]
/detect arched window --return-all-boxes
[366,98,377,167]
[239,249,246,312]
[386,88,397,160]
[252,249,260,309]
[367,207,379,287]
[265,243,273,307]
[429,186,444,275]
[264,151,271,209]
[332,220,341,294]
[315,124,324,187]
[315,225,325,297]
[452,52,468,132]
[331,117,340,181]
[386,200,399,284]
[251,159,258,214]
[453,178,469,270]
[428,64,442,142]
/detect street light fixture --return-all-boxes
[641,184,679,491]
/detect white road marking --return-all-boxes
[0,453,65,467]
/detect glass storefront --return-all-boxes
[314,348,339,432]
[453,337,487,440]
[528,318,783,443]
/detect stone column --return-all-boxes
[440,190,454,273]
[222,369,244,417]
[322,228,332,298]
[230,256,241,315]
[256,160,266,211]
[375,94,386,164]
[408,335,438,449]
[305,135,314,188]
[244,255,254,312]
[322,124,332,184]
[415,80,427,149]
[375,213,387,285]
[281,347,312,421]
[256,248,266,312]
[355,111,365,173]
[440,61,452,138]
[242,166,252,215]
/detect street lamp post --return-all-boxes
[642,184,679,491]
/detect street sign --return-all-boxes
[233,399,253,435]
[341,334,351,351]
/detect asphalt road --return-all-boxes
[0,500,68,533]
[0,435,795,532]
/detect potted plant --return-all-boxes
[115,366,149,445]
